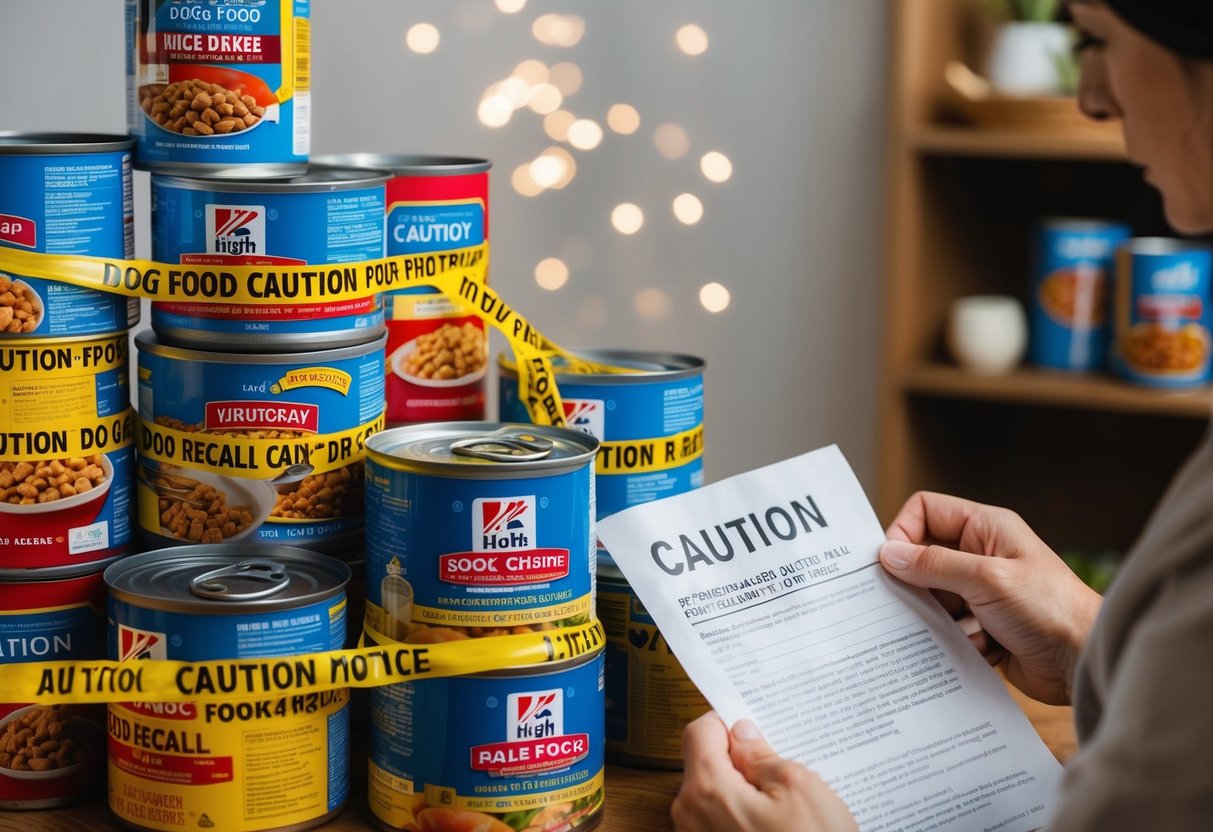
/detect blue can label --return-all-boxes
[150,178,385,341]
[1113,243,1213,387]
[128,0,310,170]
[0,146,137,337]
[368,652,605,831]
[1029,221,1131,371]
[136,335,386,550]
[364,460,595,638]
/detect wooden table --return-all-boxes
[0,688,1075,831]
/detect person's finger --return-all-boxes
[683,711,746,783]
[880,539,1000,600]
[727,720,808,793]
[884,491,981,546]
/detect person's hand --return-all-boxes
[881,491,1102,705]
[672,712,858,832]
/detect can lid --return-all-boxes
[498,349,705,384]
[151,165,389,193]
[367,422,598,477]
[1119,237,1213,257]
[312,153,491,176]
[105,545,350,613]
[135,329,387,364]
[0,132,135,154]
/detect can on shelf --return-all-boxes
[368,648,605,832]
[1028,218,1131,372]
[1112,237,1213,388]
[363,422,598,643]
[127,0,311,175]
[0,133,138,337]
[149,166,387,350]
[105,545,350,832]
[315,154,491,424]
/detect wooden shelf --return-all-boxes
[900,363,1213,418]
[910,125,1127,161]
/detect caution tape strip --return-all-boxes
[597,424,704,474]
[2,620,604,705]
[1,408,136,458]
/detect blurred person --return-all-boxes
[673,1,1213,829]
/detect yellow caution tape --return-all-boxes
[597,424,704,474]
[0,408,135,459]
[2,620,604,705]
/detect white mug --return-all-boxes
[947,295,1028,375]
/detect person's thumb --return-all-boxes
[880,539,988,598]
[728,720,795,790]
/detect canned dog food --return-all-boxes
[150,167,387,349]
[364,423,597,642]
[0,567,109,809]
[0,133,138,337]
[135,331,386,553]
[499,350,705,567]
[106,545,350,832]
[0,333,135,570]
[599,559,708,769]
[1029,218,1131,372]
[316,154,491,424]
[127,0,310,175]
[1112,238,1213,387]
[369,649,605,832]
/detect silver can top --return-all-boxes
[0,132,134,155]
[312,153,491,176]
[499,349,705,385]
[367,422,598,478]
[151,165,389,194]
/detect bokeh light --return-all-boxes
[533,14,586,47]
[527,83,563,114]
[405,23,440,54]
[700,282,731,313]
[497,77,532,109]
[567,119,603,150]
[495,0,526,12]
[548,62,584,95]
[673,193,704,225]
[676,24,709,55]
[607,104,640,135]
[701,151,733,182]
[654,123,690,159]
[634,288,671,321]
[512,59,549,85]
[512,164,544,197]
[611,203,644,235]
[535,258,570,291]
[529,154,567,189]
[478,95,513,127]
[540,147,577,188]
[544,110,576,142]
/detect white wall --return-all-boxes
[0,0,886,488]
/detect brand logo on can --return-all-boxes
[0,213,36,248]
[206,205,264,257]
[1150,261,1201,292]
[203,400,320,432]
[468,688,589,776]
[475,497,535,551]
[562,399,605,440]
[117,625,168,661]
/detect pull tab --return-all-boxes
[451,430,555,463]
[190,559,291,601]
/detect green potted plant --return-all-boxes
[979,0,1075,96]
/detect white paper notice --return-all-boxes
[597,445,1063,832]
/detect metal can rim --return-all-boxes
[366,422,598,477]
[312,153,491,176]
[151,166,390,193]
[135,330,387,364]
[1035,217,1132,232]
[1118,237,1213,257]
[498,349,705,384]
[0,132,135,154]
[0,555,125,583]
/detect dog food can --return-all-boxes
[499,350,705,568]
[598,559,708,769]
[364,423,597,643]
[1112,238,1213,387]
[105,545,350,832]
[0,133,138,337]
[127,0,310,175]
[1029,218,1132,372]
[315,154,491,424]
[150,167,387,349]
[368,649,605,832]
[134,331,386,554]
[0,567,109,809]
[0,333,135,570]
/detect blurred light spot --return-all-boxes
[607,104,640,135]
[701,151,733,182]
[529,153,567,188]
[535,258,570,291]
[406,23,440,54]
[634,288,671,321]
[559,236,594,269]
[495,0,526,13]
[611,203,644,235]
[513,59,548,85]
[512,164,544,197]
[548,62,583,95]
[527,83,563,114]
[478,95,513,127]
[654,123,690,159]
[540,147,577,188]
[673,193,704,225]
[567,119,603,150]
[533,14,585,47]
[700,282,731,313]
[576,296,608,329]
[676,24,709,55]
[498,77,532,109]
[544,110,576,142]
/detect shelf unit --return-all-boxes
[877,0,1210,555]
